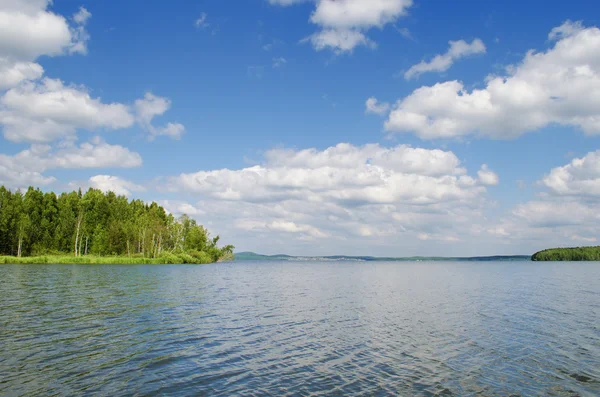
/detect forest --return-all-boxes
[0,186,234,264]
[531,246,600,261]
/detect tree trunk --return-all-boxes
[127,240,130,257]
[151,233,156,258]
[141,229,146,257]
[17,234,22,258]
[78,234,84,257]
[74,211,83,257]
[85,236,89,256]
[157,232,162,257]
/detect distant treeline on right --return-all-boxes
[531,246,600,261]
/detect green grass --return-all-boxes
[0,254,227,265]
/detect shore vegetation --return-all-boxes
[531,246,600,261]
[0,186,233,264]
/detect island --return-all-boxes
[0,186,234,264]
[531,246,600,261]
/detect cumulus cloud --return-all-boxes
[486,151,600,252]
[365,97,390,115]
[404,38,486,80]
[69,7,92,55]
[384,21,600,139]
[271,0,413,53]
[0,137,142,189]
[0,78,134,142]
[0,0,87,60]
[89,175,145,196]
[159,200,206,216]
[0,2,182,145]
[163,142,496,253]
[0,160,56,189]
[478,164,499,186]
[0,0,91,92]
[134,92,185,140]
[541,150,600,196]
[306,29,375,53]
[0,59,44,90]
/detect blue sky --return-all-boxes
[2,0,600,256]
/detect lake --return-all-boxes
[1,261,599,396]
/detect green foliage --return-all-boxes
[531,246,600,261]
[0,185,234,264]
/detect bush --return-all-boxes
[187,250,214,264]
[158,252,185,264]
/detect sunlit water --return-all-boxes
[1,261,599,396]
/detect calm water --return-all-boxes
[1,261,599,396]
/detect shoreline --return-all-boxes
[0,254,233,265]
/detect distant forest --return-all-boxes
[0,186,233,263]
[531,246,600,261]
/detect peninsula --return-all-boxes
[0,186,234,264]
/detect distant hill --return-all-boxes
[234,252,530,262]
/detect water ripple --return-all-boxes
[1,261,599,396]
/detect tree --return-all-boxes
[0,185,234,263]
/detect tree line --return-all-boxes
[0,186,234,263]
[531,246,600,261]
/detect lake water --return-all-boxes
[1,261,599,396]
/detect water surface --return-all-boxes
[1,261,599,396]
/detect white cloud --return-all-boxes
[548,20,583,41]
[542,150,600,197]
[0,3,183,144]
[164,142,495,253]
[271,0,413,53]
[0,59,43,90]
[195,12,209,28]
[0,1,90,61]
[73,7,92,25]
[0,137,142,189]
[365,97,390,115]
[0,1,91,92]
[272,57,287,68]
[310,0,413,29]
[49,137,143,169]
[0,78,134,142]
[89,175,145,196]
[404,38,486,79]
[486,151,600,252]
[69,7,91,55]
[134,92,185,140]
[385,21,600,139]
[306,29,375,53]
[0,160,56,189]
[159,200,206,216]
[477,164,499,186]
[397,27,413,40]
[236,219,327,238]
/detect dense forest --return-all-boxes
[531,246,600,261]
[0,186,233,264]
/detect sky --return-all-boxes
[1,0,600,257]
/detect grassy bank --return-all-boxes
[0,253,234,265]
